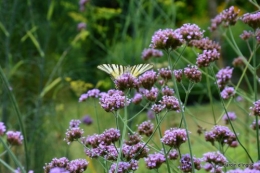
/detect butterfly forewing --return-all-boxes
[130,64,153,77]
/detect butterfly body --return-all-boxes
[97,64,153,80]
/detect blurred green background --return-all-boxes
[0,0,258,172]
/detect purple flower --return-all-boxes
[79,93,88,102]
[196,49,220,67]
[144,87,159,102]
[77,22,86,31]
[221,86,235,100]
[178,23,204,44]
[81,115,93,125]
[251,120,260,130]
[150,29,183,50]
[125,133,142,145]
[216,66,233,89]
[160,95,180,112]
[6,131,23,146]
[84,134,101,148]
[205,125,237,147]
[132,93,143,104]
[180,154,201,172]
[109,160,138,173]
[190,37,221,51]
[241,11,260,29]
[0,122,6,136]
[99,90,130,112]
[64,127,84,144]
[173,69,183,82]
[240,30,253,40]
[202,151,227,172]
[168,149,179,160]
[68,159,88,173]
[158,68,172,81]
[151,103,165,114]
[250,100,260,116]
[162,86,174,96]
[43,157,70,173]
[115,73,139,90]
[161,128,188,148]
[147,109,155,120]
[69,119,81,128]
[79,89,100,102]
[49,167,69,173]
[141,48,163,60]
[138,120,154,137]
[122,142,149,160]
[139,70,157,90]
[184,65,202,83]
[222,112,237,124]
[101,128,120,145]
[144,152,166,169]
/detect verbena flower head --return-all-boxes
[144,152,166,169]
[132,93,143,105]
[99,90,130,112]
[250,100,260,116]
[150,28,183,50]
[109,160,138,173]
[68,159,88,173]
[81,115,93,125]
[6,131,23,146]
[241,11,260,29]
[49,167,69,173]
[174,69,183,82]
[147,109,155,120]
[44,157,70,173]
[251,120,260,130]
[115,73,139,90]
[162,86,174,96]
[168,149,179,160]
[141,48,163,60]
[184,65,202,83]
[79,89,100,102]
[103,145,118,160]
[151,103,165,114]
[222,112,237,124]
[216,66,233,89]
[232,57,245,67]
[180,154,201,172]
[84,134,101,148]
[190,37,221,51]
[209,6,239,31]
[202,151,227,172]
[125,133,142,145]
[69,119,81,128]
[160,95,180,112]
[178,23,204,45]
[139,70,157,90]
[161,128,188,148]
[122,142,149,160]
[100,128,120,145]
[205,125,237,147]
[64,127,84,144]
[0,122,6,136]
[196,49,220,67]
[240,30,253,41]
[158,68,172,80]
[138,120,154,137]
[77,22,86,31]
[221,86,235,100]
[144,87,159,102]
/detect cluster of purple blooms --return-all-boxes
[141,48,163,60]
[161,128,188,148]
[0,122,23,146]
[202,151,227,173]
[44,157,88,173]
[222,112,237,124]
[64,120,84,144]
[179,154,201,172]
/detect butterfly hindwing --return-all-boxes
[130,64,153,77]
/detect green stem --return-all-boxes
[155,115,171,173]
[206,67,216,125]
[93,99,101,133]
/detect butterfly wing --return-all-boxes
[97,64,126,80]
[130,64,153,77]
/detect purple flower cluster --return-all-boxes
[202,151,227,173]
[150,28,183,50]
[151,103,165,114]
[115,73,139,90]
[251,120,260,130]
[209,6,239,31]
[0,122,6,136]
[146,109,155,119]
[143,87,159,102]
[65,120,84,144]
[160,95,180,112]
[144,152,166,169]
[184,65,202,83]
[158,68,172,81]
[222,112,237,124]
[44,157,88,173]
[178,23,204,45]
[139,70,158,89]
[77,22,86,31]
[240,30,253,41]
[241,11,260,29]
[99,90,130,112]
[132,93,143,104]
[174,69,183,82]
[161,128,188,148]
[81,115,93,125]
[205,125,237,147]
[141,48,163,60]
[180,154,201,172]
[221,86,235,100]
[79,89,100,102]
[109,160,138,173]
[138,120,154,137]
[250,100,260,116]
[79,0,89,11]
[216,66,233,89]
[122,142,149,160]
[162,86,174,96]
[6,131,23,146]
[168,149,179,160]
[196,49,220,67]
[190,37,221,51]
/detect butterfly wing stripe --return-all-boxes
[130,64,153,77]
[97,64,126,79]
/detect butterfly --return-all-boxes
[97,64,153,80]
